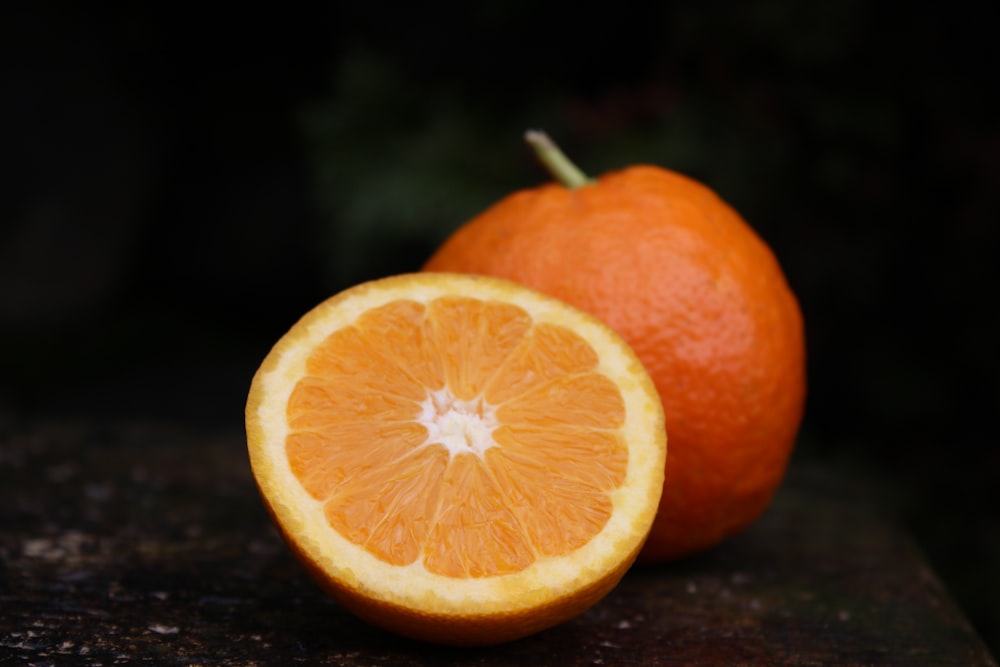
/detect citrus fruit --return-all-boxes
[424,131,806,562]
[245,272,666,645]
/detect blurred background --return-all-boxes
[2,1,997,653]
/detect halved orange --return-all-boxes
[245,273,666,645]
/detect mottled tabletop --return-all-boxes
[1,418,995,666]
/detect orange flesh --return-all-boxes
[286,297,627,578]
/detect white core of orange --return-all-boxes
[417,388,499,459]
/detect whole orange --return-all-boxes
[423,132,806,561]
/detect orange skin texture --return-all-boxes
[424,165,806,561]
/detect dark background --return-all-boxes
[2,1,997,654]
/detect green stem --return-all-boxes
[524,130,592,189]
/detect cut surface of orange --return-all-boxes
[246,273,666,645]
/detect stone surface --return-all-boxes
[1,418,996,666]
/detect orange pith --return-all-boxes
[284,296,628,578]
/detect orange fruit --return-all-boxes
[424,131,806,562]
[245,272,666,645]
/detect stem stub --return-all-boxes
[524,130,592,190]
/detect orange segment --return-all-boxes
[496,373,626,429]
[484,322,600,404]
[425,296,532,401]
[306,324,426,401]
[325,445,449,566]
[491,425,627,492]
[424,454,535,578]
[486,447,614,557]
[245,273,666,645]
[286,375,421,428]
[286,422,428,501]
[354,300,446,391]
